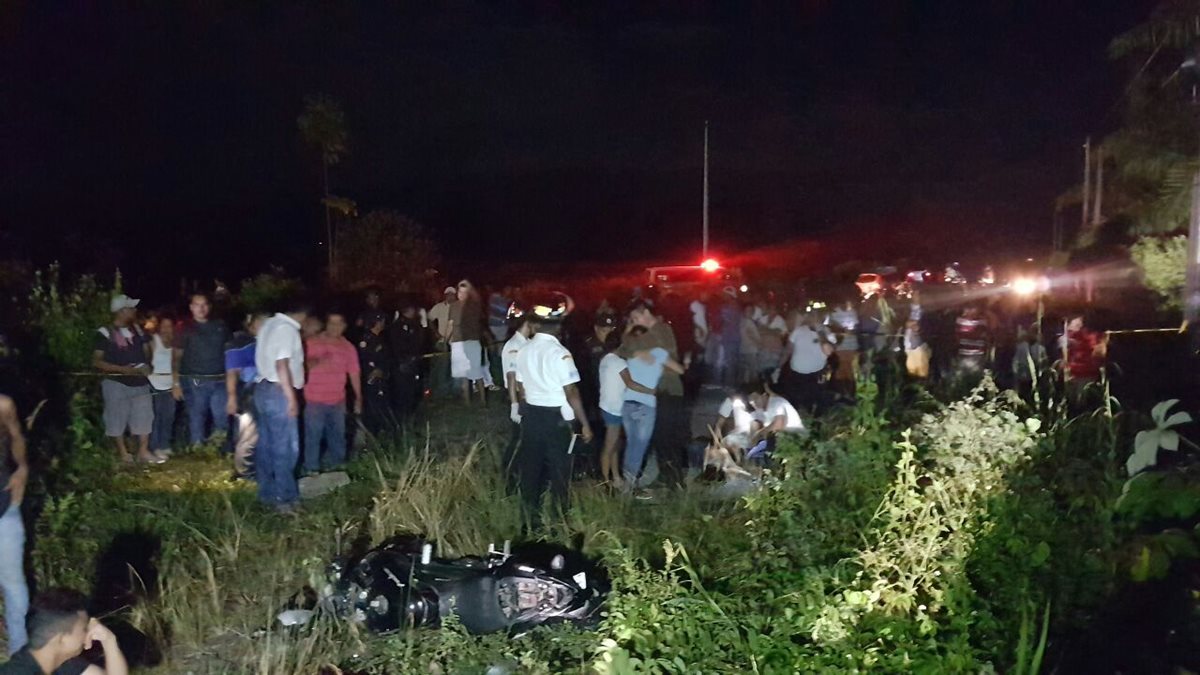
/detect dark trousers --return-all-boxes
[649,394,687,483]
[150,389,177,452]
[362,381,390,434]
[502,407,523,490]
[782,369,826,414]
[517,405,574,523]
[392,364,421,420]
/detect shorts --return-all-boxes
[601,409,622,427]
[450,340,484,380]
[101,380,153,437]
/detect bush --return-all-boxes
[1130,234,1187,311]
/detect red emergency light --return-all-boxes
[700,258,721,273]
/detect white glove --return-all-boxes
[510,403,522,424]
[771,368,782,384]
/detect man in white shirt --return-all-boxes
[513,315,593,525]
[716,391,756,451]
[426,287,457,397]
[500,314,534,485]
[252,299,308,514]
[778,313,833,413]
[750,390,807,436]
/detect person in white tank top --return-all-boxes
[148,317,177,458]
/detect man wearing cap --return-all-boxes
[93,295,160,464]
[427,286,458,397]
[500,311,535,486]
[513,313,593,525]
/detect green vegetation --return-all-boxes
[1130,234,1187,310]
[27,369,1199,674]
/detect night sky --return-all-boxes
[0,1,1157,288]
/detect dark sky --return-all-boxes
[0,1,1156,288]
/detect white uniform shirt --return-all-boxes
[788,326,828,375]
[756,395,805,433]
[717,396,755,435]
[501,331,529,387]
[255,313,305,387]
[598,353,628,417]
[514,333,580,413]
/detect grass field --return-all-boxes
[26,378,1162,674]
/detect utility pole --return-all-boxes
[1092,145,1104,228]
[1081,137,1092,233]
[702,121,710,259]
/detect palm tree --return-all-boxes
[298,95,349,276]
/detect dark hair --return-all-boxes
[278,294,312,315]
[603,329,622,353]
[324,309,347,322]
[27,589,88,650]
[628,325,649,337]
[627,300,653,316]
[189,292,210,304]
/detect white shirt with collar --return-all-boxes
[501,331,529,385]
[514,332,580,412]
[756,395,805,433]
[255,313,305,387]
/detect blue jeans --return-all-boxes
[150,389,177,452]
[621,401,657,484]
[182,377,228,445]
[253,382,300,507]
[303,402,346,472]
[0,506,28,654]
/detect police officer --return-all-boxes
[357,311,391,434]
[513,312,593,526]
[388,299,425,422]
[501,311,535,487]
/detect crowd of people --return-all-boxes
[81,278,1111,516]
[0,274,1117,669]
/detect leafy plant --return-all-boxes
[1130,235,1187,310]
[27,265,121,370]
[1126,398,1193,476]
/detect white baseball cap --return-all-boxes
[110,294,140,313]
[443,286,457,295]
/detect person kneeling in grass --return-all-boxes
[0,589,127,674]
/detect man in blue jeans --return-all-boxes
[253,301,308,514]
[303,312,362,474]
[0,394,29,654]
[620,336,684,493]
[173,293,230,445]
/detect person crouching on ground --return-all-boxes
[512,314,593,527]
[0,588,127,675]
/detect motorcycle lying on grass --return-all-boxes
[278,534,609,636]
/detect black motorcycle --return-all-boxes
[288,535,608,635]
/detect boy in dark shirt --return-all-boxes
[0,589,126,675]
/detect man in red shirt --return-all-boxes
[1061,313,1107,407]
[303,312,362,474]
